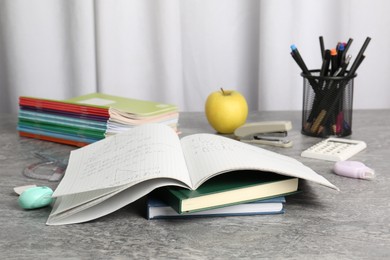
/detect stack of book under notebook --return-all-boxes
[145,170,296,220]
[17,93,179,147]
[146,195,287,220]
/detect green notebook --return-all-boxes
[18,118,105,139]
[66,93,178,117]
[157,171,299,214]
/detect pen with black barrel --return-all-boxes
[342,38,353,63]
[334,54,353,134]
[290,44,319,91]
[330,49,339,76]
[304,49,331,131]
[337,43,345,68]
[290,44,313,78]
[347,37,371,77]
[319,36,325,59]
[314,37,371,135]
[316,55,356,135]
[320,50,331,78]
[309,68,343,134]
[316,77,351,135]
[338,55,352,76]
[310,54,351,135]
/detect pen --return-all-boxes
[317,81,349,135]
[337,54,352,76]
[290,51,318,90]
[342,38,353,62]
[330,49,338,75]
[348,37,371,76]
[310,61,351,135]
[310,68,342,134]
[320,50,331,77]
[317,66,355,135]
[337,43,345,68]
[356,55,366,69]
[348,54,366,78]
[290,44,319,90]
[319,36,325,59]
[302,46,331,130]
[290,52,305,73]
[305,49,330,128]
[335,111,344,135]
[290,44,311,76]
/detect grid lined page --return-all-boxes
[53,124,191,197]
[180,134,338,190]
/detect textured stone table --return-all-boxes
[1,110,389,259]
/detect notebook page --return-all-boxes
[180,134,338,190]
[53,124,191,197]
[51,186,127,216]
[47,178,186,225]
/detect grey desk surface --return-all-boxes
[1,110,389,259]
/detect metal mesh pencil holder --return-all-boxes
[301,70,356,137]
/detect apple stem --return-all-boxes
[220,88,225,95]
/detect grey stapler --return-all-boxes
[234,121,293,148]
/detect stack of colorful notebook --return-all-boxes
[17,93,179,147]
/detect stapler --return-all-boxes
[234,121,293,148]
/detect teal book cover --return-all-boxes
[18,111,107,134]
[17,126,101,144]
[18,119,105,139]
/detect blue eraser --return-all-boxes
[18,186,54,210]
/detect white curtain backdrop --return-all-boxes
[1,0,389,114]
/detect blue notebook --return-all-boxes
[146,195,285,220]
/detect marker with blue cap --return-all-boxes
[290,44,319,91]
[337,43,345,67]
[290,44,311,76]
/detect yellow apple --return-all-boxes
[205,88,248,134]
